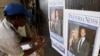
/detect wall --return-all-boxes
[65,0,100,11]
[0,0,20,19]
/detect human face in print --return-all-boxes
[80,28,86,37]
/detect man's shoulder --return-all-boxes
[84,39,90,45]
[0,20,15,37]
[0,21,5,30]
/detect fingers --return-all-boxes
[36,36,45,42]
[34,36,46,48]
[37,42,45,48]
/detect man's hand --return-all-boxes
[20,36,46,47]
[35,36,46,48]
[23,36,46,56]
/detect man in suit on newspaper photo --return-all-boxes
[71,28,90,56]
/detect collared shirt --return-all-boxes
[0,18,23,56]
[78,37,85,46]
[80,37,85,45]
[77,37,85,52]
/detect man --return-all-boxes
[50,9,62,36]
[54,10,62,36]
[0,2,45,56]
[71,28,90,56]
[50,10,56,33]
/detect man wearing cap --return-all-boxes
[0,2,45,56]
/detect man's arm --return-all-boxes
[23,41,45,56]
[21,36,46,56]
[20,36,45,44]
[83,42,90,56]
[23,45,39,56]
[20,37,36,45]
[85,43,90,56]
